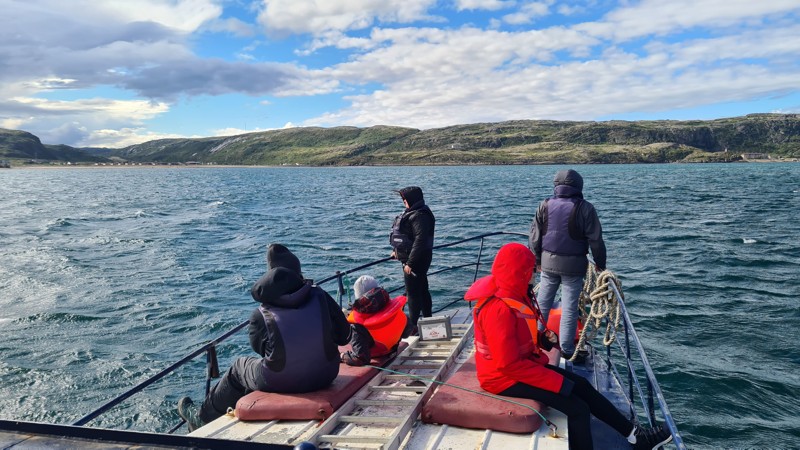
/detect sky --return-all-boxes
[1,0,799,149]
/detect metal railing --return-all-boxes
[596,269,686,450]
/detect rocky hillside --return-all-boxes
[110,114,800,165]
[0,129,107,163]
[3,114,799,166]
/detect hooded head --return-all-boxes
[397,186,424,207]
[553,169,583,198]
[353,275,380,299]
[464,242,536,302]
[490,243,536,300]
[251,266,308,306]
[267,243,302,275]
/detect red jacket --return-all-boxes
[465,243,565,395]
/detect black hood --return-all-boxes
[251,267,310,307]
[553,169,584,198]
[398,186,424,207]
[267,243,302,275]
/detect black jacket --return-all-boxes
[394,190,435,273]
[248,268,351,372]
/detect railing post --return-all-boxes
[336,271,345,308]
[648,378,656,425]
[625,319,633,408]
[205,346,220,397]
[473,238,486,283]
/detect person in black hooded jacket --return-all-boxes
[389,186,435,331]
[176,244,351,431]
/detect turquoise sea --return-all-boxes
[1,164,798,448]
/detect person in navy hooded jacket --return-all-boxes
[177,244,350,430]
[529,169,606,361]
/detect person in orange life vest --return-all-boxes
[340,275,408,366]
[466,243,672,450]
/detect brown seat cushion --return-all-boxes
[422,349,560,434]
[235,343,407,421]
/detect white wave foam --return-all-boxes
[743,238,757,244]
[207,201,225,208]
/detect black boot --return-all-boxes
[632,424,673,450]
[342,323,374,366]
[177,397,205,432]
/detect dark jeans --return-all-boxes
[199,356,266,423]
[404,270,432,327]
[499,365,633,450]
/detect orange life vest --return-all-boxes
[474,297,540,359]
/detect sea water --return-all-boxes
[1,164,798,448]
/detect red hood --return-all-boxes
[465,243,535,301]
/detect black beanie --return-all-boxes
[267,243,302,275]
[251,267,305,303]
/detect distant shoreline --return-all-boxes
[4,159,798,170]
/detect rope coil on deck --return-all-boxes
[573,267,623,359]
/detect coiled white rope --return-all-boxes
[573,266,623,358]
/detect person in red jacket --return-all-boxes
[466,242,672,450]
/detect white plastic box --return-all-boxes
[417,315,452,341]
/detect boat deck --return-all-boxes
[190,308,574,449]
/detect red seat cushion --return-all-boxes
[422,349,560,434]
[235,343,407,421]
[235,364,376,421]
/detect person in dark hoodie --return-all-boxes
[176,244,351,431]
[389,186,435,332]
[529,169,606,362]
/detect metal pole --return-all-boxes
[472,238,486,283]
[336,271,345,308]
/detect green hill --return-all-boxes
[0,128,108,164]
[4,114,799,166]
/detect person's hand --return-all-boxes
[403,264,413,275]
[538,329,559,351]
[390,250,397,259]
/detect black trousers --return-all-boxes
[499,365,633,450]
[199,356,265,424]
[404,270,432,327]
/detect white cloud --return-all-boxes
[9,97,168,120]
[206,17,257,37]
[256,0,439,36]
[455,0,516,11]
[578,0,800,42]
[301,19,800,129]
[85,128,198,148]
[210,121,296,136]
[7,0,221,35]
[2,97,171,147]
[299,31,378,55]
[503,1,552,25]
[556,4,584,16]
